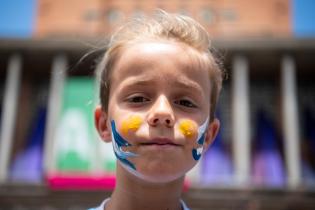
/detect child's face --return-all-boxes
[96,40,219,183]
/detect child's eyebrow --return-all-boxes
[120,77,154,87]
[121,76,205,97]
[173,79,204,97]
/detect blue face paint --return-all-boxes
[111,116,209,171]
[111,120,138,170]
[192,118,209,161]
[192,134,205,161]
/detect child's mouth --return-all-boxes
[140,142,179,146]
[139,138,181,149]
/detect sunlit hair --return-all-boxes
[96,10,224,121]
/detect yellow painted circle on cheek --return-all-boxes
[121,115,143,135]
[179,119,198,138]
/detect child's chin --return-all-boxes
[119,157,193,184]
[135,172,184,184]
[131,165,185,184]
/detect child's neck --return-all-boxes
[107,164,184,210]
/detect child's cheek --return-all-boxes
[178,119,198,140]
[120,115,143,135]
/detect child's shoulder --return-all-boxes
[180,199,191,210]
[87,198,109,210]
[87,198,191,210]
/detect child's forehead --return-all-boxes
[124,40,203,56]
[109,40,212,97]
[114,40,211,76]
[125,40,189,56]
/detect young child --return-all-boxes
[91,10,224,210]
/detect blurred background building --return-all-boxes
[0,0,300,38]
[0,0,315,210]
[34,0,291,38]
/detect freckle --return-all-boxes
[179,119,198,138]
[121,115,143,135]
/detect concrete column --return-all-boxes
[43,54,67,175]
[232,55,251,186]
[0,55,22,182]
[281,55,301,188]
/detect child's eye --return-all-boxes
[175,99,197,108]
[127,95,150,103]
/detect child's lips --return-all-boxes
[139,137,181,149]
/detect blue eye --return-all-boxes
[175,99,197,108]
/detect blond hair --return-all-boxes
[97,10,224,121]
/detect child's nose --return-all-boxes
[147,95,175,127]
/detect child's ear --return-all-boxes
[94,105,111,142]
[203,118,220,151]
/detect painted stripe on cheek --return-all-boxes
[192,117,209,161]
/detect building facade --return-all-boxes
[35,0,291,38]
